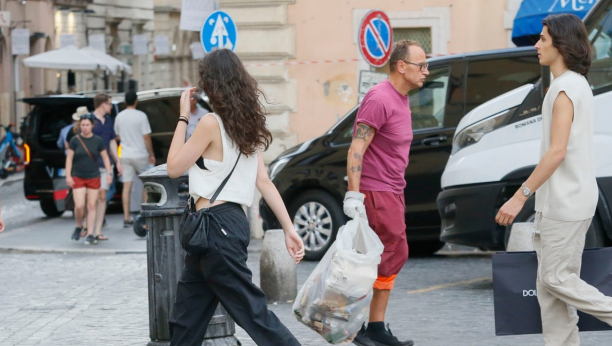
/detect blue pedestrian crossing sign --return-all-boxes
[200,11,237,53]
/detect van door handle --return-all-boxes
[421,135,448,147]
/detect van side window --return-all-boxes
[587,10,612,94]
[465,57,540,114]
[409,67,450,131]
[37,106,78,150]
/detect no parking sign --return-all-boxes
[359,10,393,67]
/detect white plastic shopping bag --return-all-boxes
[293,215,384,344]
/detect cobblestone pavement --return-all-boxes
[3,249,612,346]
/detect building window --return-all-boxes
[393,27,432,54]
[374,27,433,74]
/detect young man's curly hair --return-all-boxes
[542,13,592,75]
[197,49,272,156]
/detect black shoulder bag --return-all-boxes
[179,153,241,255]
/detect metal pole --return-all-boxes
[13,55,19,126]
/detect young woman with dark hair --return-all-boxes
[166,48,304,346]
[65,115,113,245]
[496,13,612,345]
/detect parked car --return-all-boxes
[437,0,612,251]
[20,88,211,217]
[259,47,542,260]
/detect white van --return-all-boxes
[436,0,612,250]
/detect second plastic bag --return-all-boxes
[293,216,384,344]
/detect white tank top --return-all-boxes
[188,113,258,207]
[534,70,598,221]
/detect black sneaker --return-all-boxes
[366,324,414,346]
[71,227,82,241]
[353,324,376,346]
[84,234,98,245]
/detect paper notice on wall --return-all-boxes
[190,42,205,60]
[180,0,215,32]
[0,11,11,27]
[358,70,388,95]
[60,34,76,48]
[133,34,148,56]
[155,35,170,56]
[89,34,106,53]
[12,29,30,55]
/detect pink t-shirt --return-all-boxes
[353,79,413,194]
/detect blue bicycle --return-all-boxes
[0,124,26,179]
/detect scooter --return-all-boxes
[0,124,26,179]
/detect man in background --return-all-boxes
[186,89,210,141]
[91,93,122,240]
[114,90,155,227]
[57,106,88,154]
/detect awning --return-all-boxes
[23,45,132,75]
[512,0,599,46]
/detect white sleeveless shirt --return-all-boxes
[534,70,598,221]
[188,113,258,207]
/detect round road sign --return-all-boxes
[201,10,238,53]
[359,10,393,67]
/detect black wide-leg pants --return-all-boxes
[169,202,301,346]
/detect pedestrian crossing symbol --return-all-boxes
[201,11,237,53]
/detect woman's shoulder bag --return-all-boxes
[179,153,241,255]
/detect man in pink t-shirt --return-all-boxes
[344,40,429,346]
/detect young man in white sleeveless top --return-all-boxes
[495,14,612,346]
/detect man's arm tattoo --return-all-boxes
[353,153,362,161]
[354,124,374,141]
[349,165,362,173]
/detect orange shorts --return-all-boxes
[73,176,101,189]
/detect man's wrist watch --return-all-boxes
[521,183,534,198]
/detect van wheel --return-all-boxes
[289,190,345,261]
[504,197,536,249]
[585,212,609,249]
[40,198,64,218]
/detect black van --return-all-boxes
[21,88,209,217]
[259,47,542,260]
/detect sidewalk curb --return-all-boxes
[0,171,24,187]
[0,246,146,255]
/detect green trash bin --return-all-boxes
[140,165,239,346]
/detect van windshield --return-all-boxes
[588,5,612,93]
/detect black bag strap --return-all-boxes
[205,152,242,209]
[75,135,94,159]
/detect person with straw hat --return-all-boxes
[57,106,89,155]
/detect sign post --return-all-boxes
[200,10,237,53]
[358,10,393,68]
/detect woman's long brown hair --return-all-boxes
[197,49,272,156]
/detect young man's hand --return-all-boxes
[495,194,528,226]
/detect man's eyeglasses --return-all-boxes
[403,60,429,72]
